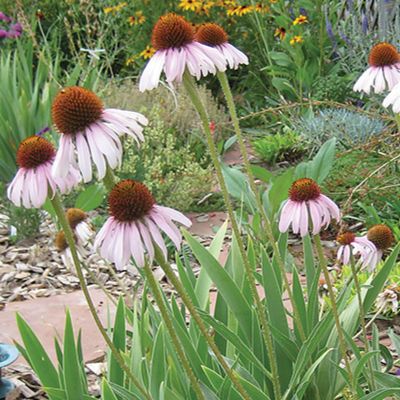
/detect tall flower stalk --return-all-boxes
[142,261,205,400]
[183,70,282,400]
[50,194,152,400]
[217,70,306,341]
[153,246,252,400]
[314,234,357,397]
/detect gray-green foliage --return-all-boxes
[121,109,213,211]
[297,108,385,151]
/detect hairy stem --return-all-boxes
[50,193,152,400]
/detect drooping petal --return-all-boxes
[75,132,93,182]
[154,205,191,227]
[139,50,167,92]
[278,200,295,233]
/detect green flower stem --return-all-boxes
[217,70,306,342]
[349,254,376,391]
[103,166,116,191]
[50,193,152,400]
[154,245,251,400]
[183,70,281,400]
[395,114,400,133]
[314,234,356,397]
[143,261,205,400]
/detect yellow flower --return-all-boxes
[217,0,236,6]
[227,5,253,16]
[293,14,308,25]
[103,2,127,14]
[290,35,303,45]
[125,55,138,66]
[179,0,202,11]
[140,45,156,59]
[269,0,278,3]
[254,3,270,13]
[274,27,286,40]
[128,11,146,25]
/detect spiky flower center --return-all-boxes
[195,23,228,46]
[152,13,194,50]
[289,178,321,202]
[367,224,394,250]
[337,232,355,246]
[109,179,155,222]
[16,136,55,169]
[368,43,400,67]
[66,208,87,229]
[55,231,68,251]
[52,86,103,135]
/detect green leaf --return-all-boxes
[183,230,253,341]
[16,313,60,391]
[102,379,119,400]
[250,165,273,183]
[360,388,400,399]
[295,138,336,183]
[75,183,106,211]
[195,220,228,310]
[150,324,166,400]
[63,310,84,400]
[108,297,126,386]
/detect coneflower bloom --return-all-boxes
[66,208,93,245]
[7,136,80,208]
[360,224,395,271]
[139,13,226,92]
[94,179,191,269]
[195,23,248,70]
[279,178,340,237]
[55,230,86,273]
[353,42,400,94]
[336,231,376,266]
[51,86,148,183]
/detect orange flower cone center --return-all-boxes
[368,43,400,67]
[367,224,394,250]
[289,178,321,202]
[152,13,194,50]
[109,179,155,222]
[195,23,228,46]
[52,86,103,135]
[16,136,55,169]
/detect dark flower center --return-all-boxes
[336,232,355,246]
[152,13,194,50]
[16,136,55,169]
[66,208,87,229]
[289,178,321,202]
[368,43,400,67]
[195,23,228,46]
[108,179,155,222]
[52,86,103,135]
[55,231,68,251]
[367,224,394,250]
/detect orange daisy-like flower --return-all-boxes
[293,14,308,25]
[274,27,286,40]
[290,35,303,45]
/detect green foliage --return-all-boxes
[253,128,304,165]
[0,38,101,183]
[296,108,386,151]
[121,110,213,211]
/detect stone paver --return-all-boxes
[0,288,115,365]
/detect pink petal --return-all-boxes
[137,221,155,261]
[154,205,191,227]
[145,217,168,259]
[129,222,145,267]
[308,200,322,235]
[76,133,93,182]
[139,50,166,92]
[278,200,295,233]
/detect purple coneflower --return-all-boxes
[360,224,394,271]
[336,231,376,266]
[353,42,400,94]
[55,230,86,272]
[279,178,340,237]
[195,23,248,70]
[51,86,148,183]
[66,208,93,245]
[139,13,226,92]
[7,136,80,208]
[94,179,191,269]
